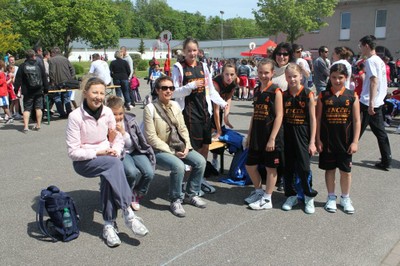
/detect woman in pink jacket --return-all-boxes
[66,77,148,247]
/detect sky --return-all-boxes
[166,0,259,19]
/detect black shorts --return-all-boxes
[23,94,44,112]
[246,148,281,168]
[319,151,352,173]
[186,121,212,150]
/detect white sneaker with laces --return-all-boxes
[282,196,298,211]
[170,199,186,217]
[183,195,207,208]
[249,197,273,210]
[103,224,121,247]
[304,196,315,214]
[324,195,337,213]
[244,190,263,205]
[123,210,149,237]
[340,196,355,214]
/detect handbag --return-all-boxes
[153,101,186,152]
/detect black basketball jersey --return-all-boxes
[213,74,237,100]
[283,87,313,126]
[319,87,356,153]
[180,61,208,123]
[249,82,283,151]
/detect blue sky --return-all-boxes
[166,0,259,19]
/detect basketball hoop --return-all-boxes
[159,30,172,44]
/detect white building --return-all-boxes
[68,37,272,62]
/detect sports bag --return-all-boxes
[24,61,43,89]
[36,185,80,242]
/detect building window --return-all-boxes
[375,10,387,39]
[340,12,351,40]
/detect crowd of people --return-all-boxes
[1,34,397,247]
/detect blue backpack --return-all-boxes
[36,185,80,242]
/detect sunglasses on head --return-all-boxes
[160,86,175,91]
[277,52,289,56]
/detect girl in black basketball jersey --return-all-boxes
[245,59,284,210]
[172,37,227,193]
[281,63,318,214]
[316,63,361,214]
[212,62,239,138]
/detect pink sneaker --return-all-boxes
[131,191,143,211]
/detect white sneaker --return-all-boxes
[123,210,149,237]
[103,224,121,247]
[249,197,273,210]
[383,121,390,127]
[340,196,355,214]
[244,190,263,205]
[324,195,337,213]
[304,196,315,214]
[282,196,298,211]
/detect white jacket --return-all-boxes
[172,61,227,115]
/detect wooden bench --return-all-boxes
[209,141,227,173]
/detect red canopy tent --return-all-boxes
[240,40,277,57]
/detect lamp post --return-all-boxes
[220,10,224,59]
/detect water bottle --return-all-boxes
[62,208,73,229]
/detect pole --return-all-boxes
[220,11,224,59]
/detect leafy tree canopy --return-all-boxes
[254,0,338,43]
[0,20,22,54]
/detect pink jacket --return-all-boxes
[66,105,124,161]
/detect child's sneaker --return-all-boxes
[170,199,186,217]
[123,210,148,237]
[304,196,315,214]
[103,224,121,247]
[5,118,14,124]
[249,196,273,210]
[281,196,298,211]
[340,196,355,214]
[324,195,337,213]
[131,191,143,211]
[244,190,263,205]
[183,195,207,208]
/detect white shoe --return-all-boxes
[340,196,355,214]
[123,210,149,237]
[324,195,337,213]
[244,190,263,205]
[103,224,121,247]
[282,196,298,211]
[304,196,315,214]
[249,197,273,210]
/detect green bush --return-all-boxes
[137,59,149,71]
[73,63,84,75]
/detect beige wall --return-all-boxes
[273,0,399,59]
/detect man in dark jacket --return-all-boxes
[49,46,76,118]
[14,49,49,132]
[110,50,132,110]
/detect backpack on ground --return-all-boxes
[36,185,80,242]
[24,61,43,89]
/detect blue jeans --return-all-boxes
[122,152,154,195]
[113,79,131,106]
[155,150,206,201]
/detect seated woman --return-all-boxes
[106,95,156,211]
[143,76,206,218]
[65,77,148,248]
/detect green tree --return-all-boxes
[0,20,22,54]
[15,0,119,55]
[254,0,338,43]
[138,39,145,54]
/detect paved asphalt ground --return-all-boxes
[1,81,400,266]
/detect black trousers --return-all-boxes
[360,103,392,166]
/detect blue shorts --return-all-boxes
[0,96,9,107]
